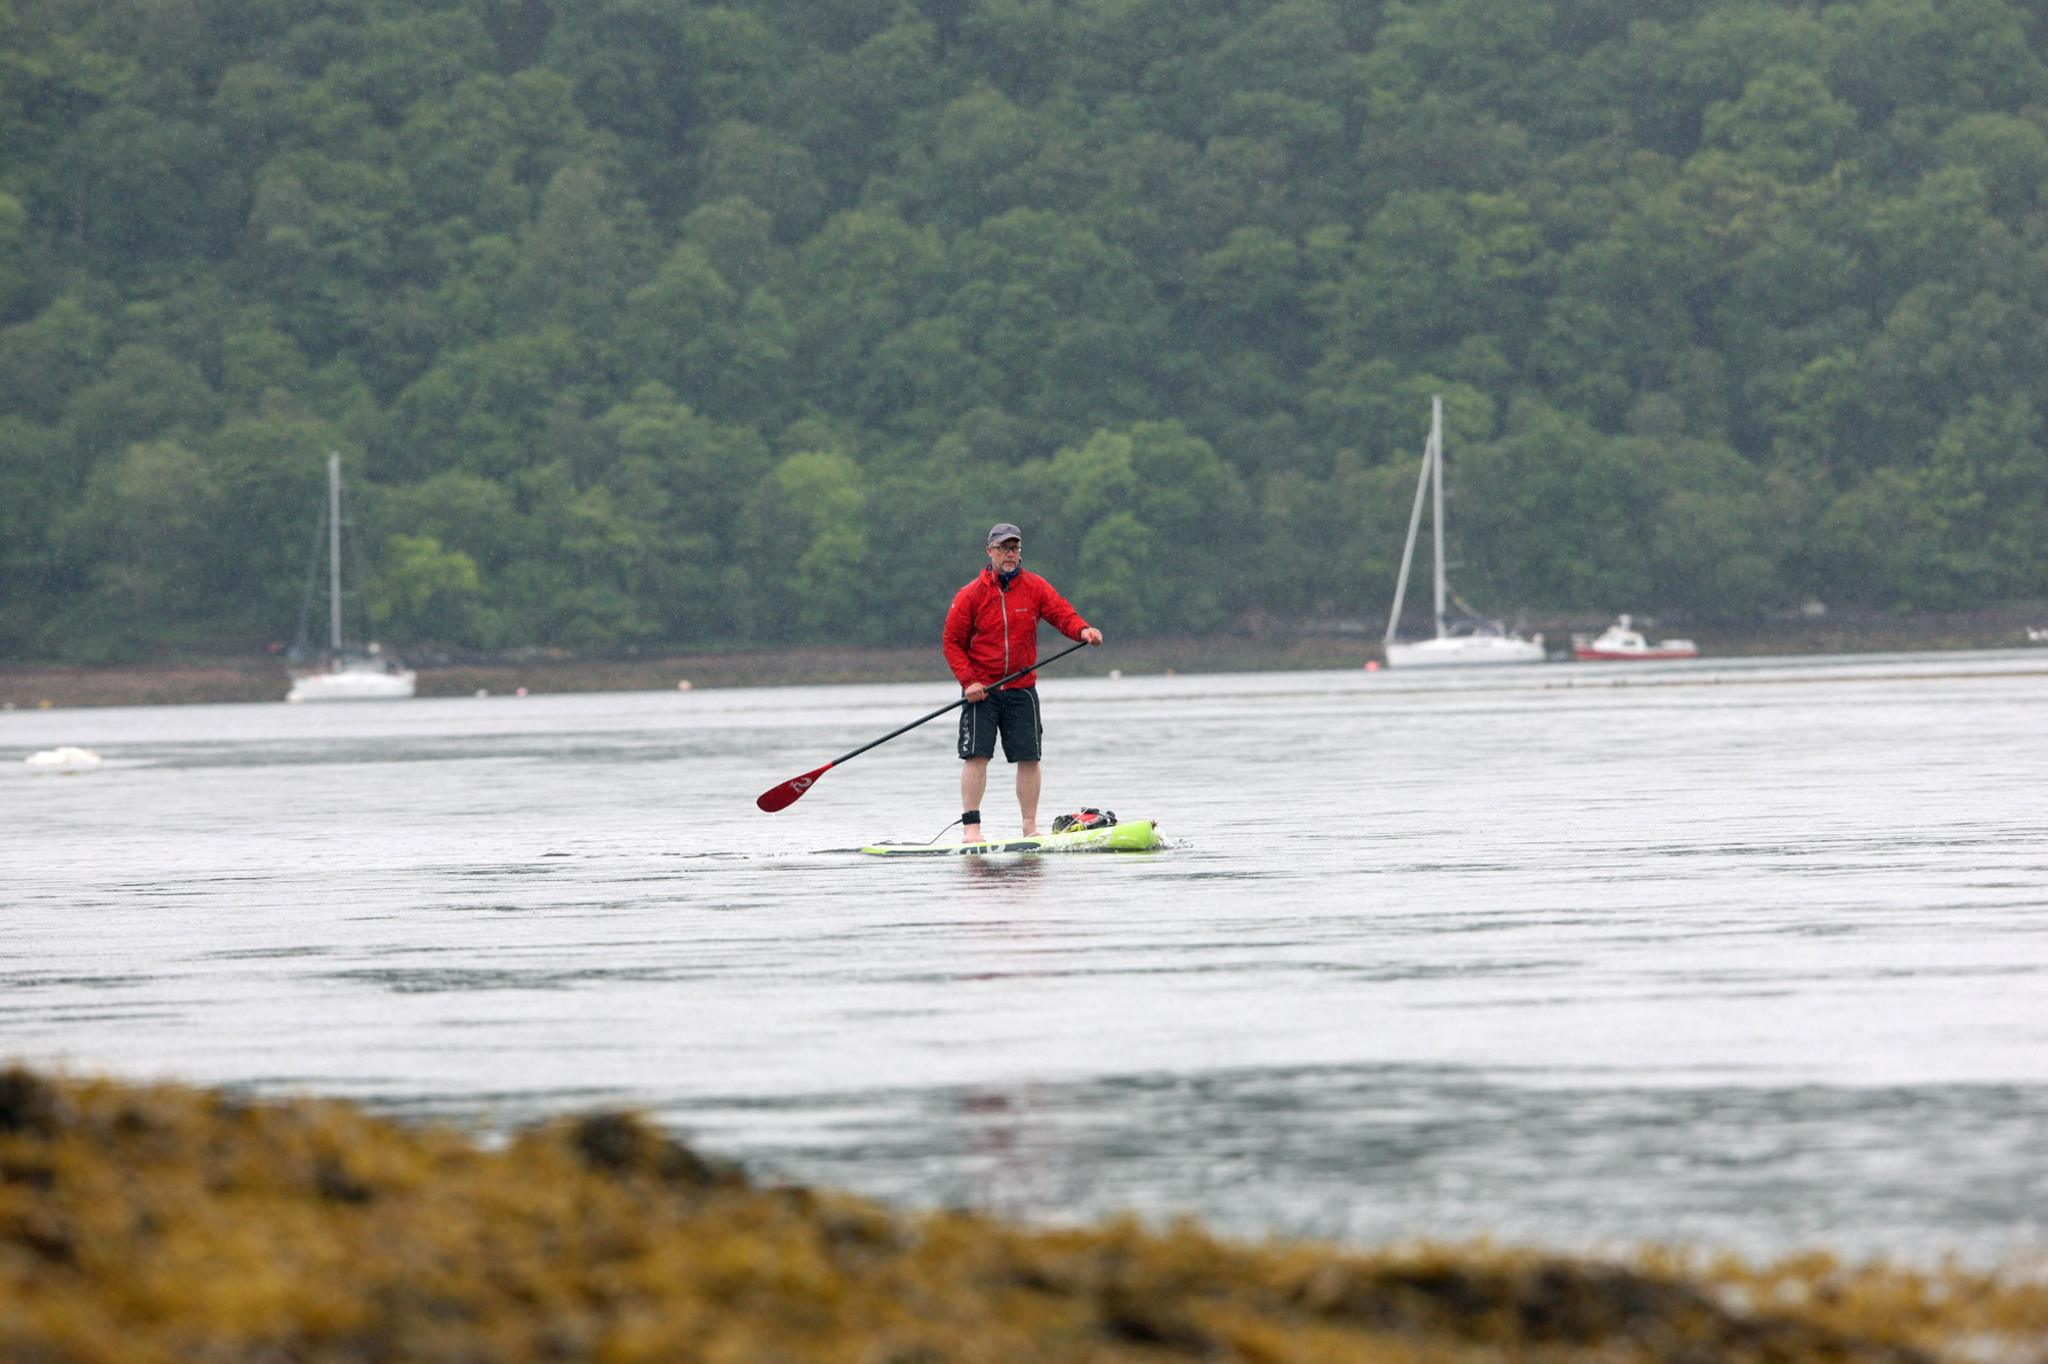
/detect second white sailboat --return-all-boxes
[286,453,417,702]
[1382,397,1544,668]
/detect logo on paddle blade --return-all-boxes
[792,777,812,791]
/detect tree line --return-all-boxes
[3,0,2046,661]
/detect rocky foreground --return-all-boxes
[1,1068,2040,1363]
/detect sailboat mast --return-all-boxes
[1385,402,1435,648]
[1429,395,1446,638]
[327,452,343,654]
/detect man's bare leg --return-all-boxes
[1016,759,1041,836]
[961,756,989,842]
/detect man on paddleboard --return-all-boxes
[943,523,1102,843]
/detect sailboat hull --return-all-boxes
[287,665,417,702]
[1385,635,1546,668]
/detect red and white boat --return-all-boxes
[1572,615,1698,661]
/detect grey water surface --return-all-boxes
[5,648,2046,1267]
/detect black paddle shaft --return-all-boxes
[756,637,1095,811]
[828,638,1091,767]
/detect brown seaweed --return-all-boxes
[2,1067,2040,1363]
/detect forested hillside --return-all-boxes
[4,0,2046,660]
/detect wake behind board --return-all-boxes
[860,820,1160,857]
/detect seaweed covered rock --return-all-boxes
[0,1069,2040,1363]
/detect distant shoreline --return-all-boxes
[5,604,2046,709]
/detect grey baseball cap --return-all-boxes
[986,522,1023,546]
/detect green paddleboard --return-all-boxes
[860,819,1160,856]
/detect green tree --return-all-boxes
[1314,191,1547,363]
[1627,436,1790,615]
[1183,226,1302,349]
[505,163,648,333]
[861,316,1001,432]
[897,87,1048,229]
[679,7,786,124]
[789,209,945,414]
[739,450,871,641]
[1455,400,1646,608]
[220,327,312,408]
[0,296,112,425]
[55,108,237,261]
[1811,468,1948,609]
[1252,451,1412,618]
[1028,422,1247,634]
[388,328,589,479]
[695,121,829,241]
[1623,3,1833,156]
[538,0,695,165]
[0,417,72,650]
[328,9,497,125]
[200,411,354,634]
[1865,168,1998,288]
[595,382,773,548]
[1936,113,2048,219]
[678,195,783,295]
[954,0,1072,102]
[1084,132,1203,260]
[1204,92,1350,222]
[945,209,1166,437]
[69,439,224,628]
[1919,393,2048,599]
[780,19,944,200]
[65,344,222,464]
[0,191,29,320]
[1075,510,1159,634]
[1701,65,1854,180]
[376,471,522,642]
[397,75,536,227]
[537,479,667,647]
[1825,0,2047,120]
[1359,0,1565,138]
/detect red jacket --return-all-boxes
[943,568,1090,690]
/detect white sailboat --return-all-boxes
[286,453,416,702]
[1383,396,1545,668]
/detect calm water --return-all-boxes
[6,649,2046,1267]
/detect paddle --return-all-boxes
[756,638,1093,812]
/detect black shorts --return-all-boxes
[958,686,1041,762]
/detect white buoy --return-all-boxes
[26,746,102,774]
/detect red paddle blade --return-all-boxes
[756,762,833,812]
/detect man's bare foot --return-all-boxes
[961,825,983,844]
[1020,826,1039,837]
